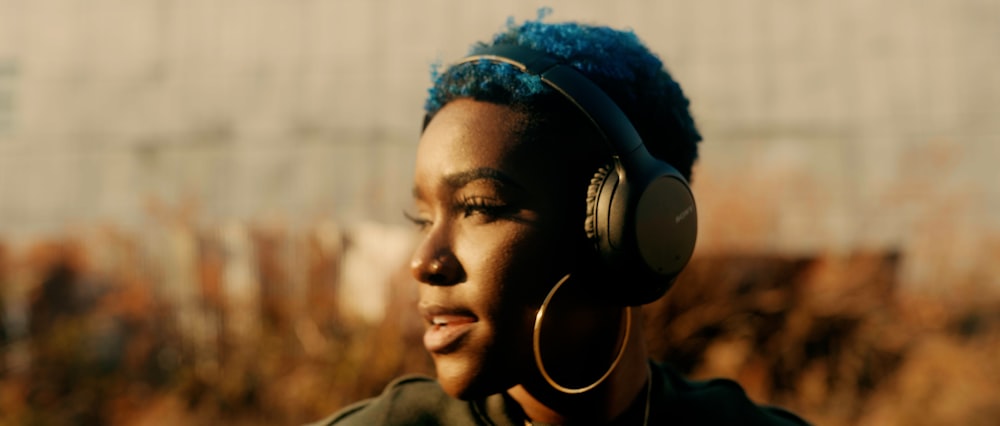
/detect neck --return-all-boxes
[509,308,649,425]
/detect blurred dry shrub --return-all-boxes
[0,221,997,425]
[647,251,1000,425]
[0,222,430,426]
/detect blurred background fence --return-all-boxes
[0,1,998,425]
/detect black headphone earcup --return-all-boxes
[582,162,697,306]
[584,165,613,243]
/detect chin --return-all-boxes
[433,355,512,400]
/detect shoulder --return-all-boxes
[655,363,810,426]
[307,375,479,426]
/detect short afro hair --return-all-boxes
[424,10,702,181]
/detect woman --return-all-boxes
[317,14,807,426]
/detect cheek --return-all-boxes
[459,223,568,312]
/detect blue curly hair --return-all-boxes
[424,11,701,181]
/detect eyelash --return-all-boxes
[403,197,510,230]
[403,211,432,230]
[457,196,509,219]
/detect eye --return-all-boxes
[403,210,432,231]
[458,196,511,220]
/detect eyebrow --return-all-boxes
[412,167,523,198]
[444,167,522,189]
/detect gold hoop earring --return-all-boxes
[532,273,631,394]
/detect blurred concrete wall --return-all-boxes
[0,0,998,288]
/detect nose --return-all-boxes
[410,226,462,286]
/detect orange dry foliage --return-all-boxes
[0,223,997,425]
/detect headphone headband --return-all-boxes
[459,45,654,179]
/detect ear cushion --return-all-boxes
[584,165,614,242]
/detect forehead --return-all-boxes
[415,98,565,188]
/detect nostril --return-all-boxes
[427,272,447,285]
[413,255,463,286]
[423,258,453,285]
[412,256,451,285]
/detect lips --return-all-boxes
[420,305,478,354]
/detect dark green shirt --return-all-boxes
[312,362,808,425]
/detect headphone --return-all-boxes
[450,44,698,306]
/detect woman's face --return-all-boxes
[409,98,580,399]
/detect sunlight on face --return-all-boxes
[408,98,579,399]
